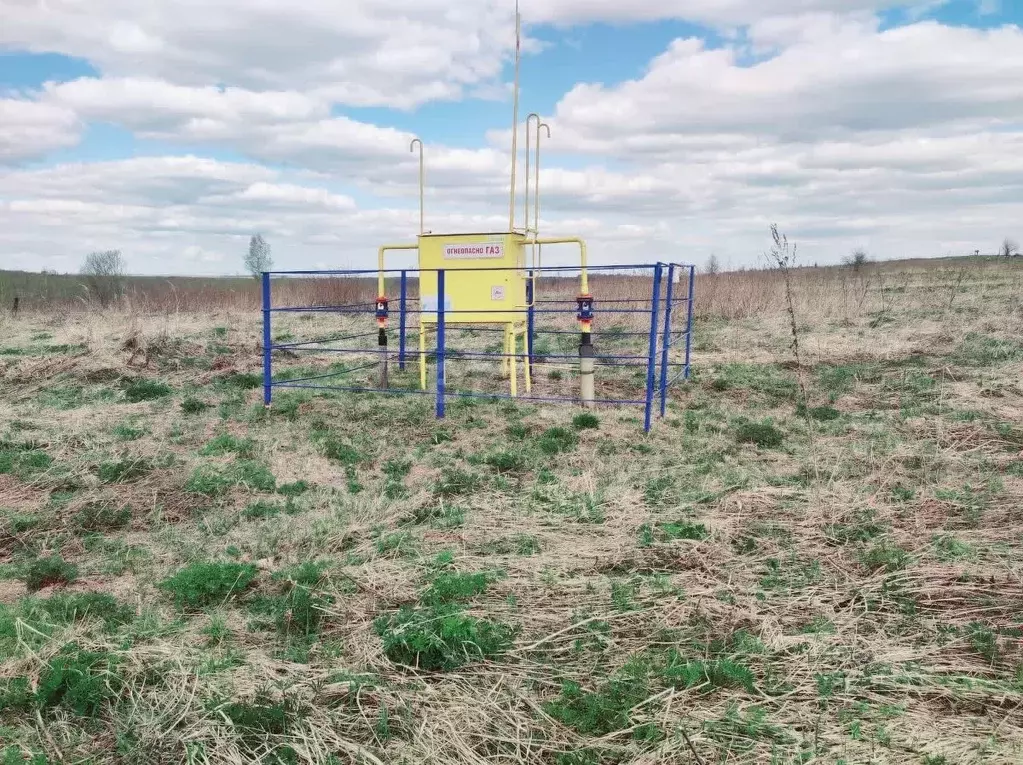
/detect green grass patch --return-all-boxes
[950,333,1023,367]
[249,561,333,638]
[96,456,152,483]
[241,499,299,520]
[200,432,255,458]
[797,403,841,421]
[218,372,262,390]
[639,521,709,546]
[160,562,258,609]
[34,643,119,716]
[375,604,516,671]
[74,501,131,532]
[0,441,52,479]
[860,542,912,572]
[185,460,276,496]
[572,413,600,430]
[111,421,147,441]
[434,466,485,497]
[735,421,785,448]
[277,480,311,497]
[24,555,78,592]
[709,363,798,402]
[181,396,211,414]
[422,570,500,604]
[25,592,134,630]
[536,427,578,455]
[122,379,173,402]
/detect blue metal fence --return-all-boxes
[261,262,694,431]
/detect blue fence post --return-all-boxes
[643,264,663,433]
[436,269,446,419]
[526,273,535,364]
[261,271,272,407]
[658,264,676,417]
[398,270,408,371]
[684,265,696,381]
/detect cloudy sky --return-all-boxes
[1,0,1021,275]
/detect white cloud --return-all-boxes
[523,0,910,25]
[0,97,81,163]
[550,21,1023,142]
[2,0,520,108]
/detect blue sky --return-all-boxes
[1,0,1021,274]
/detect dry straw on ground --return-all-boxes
[1,256,1022,764]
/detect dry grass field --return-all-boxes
[2,257,1023,764]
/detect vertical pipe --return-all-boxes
[658,264,676,417]
[644,264,663,433]
[410,139,424,235]
[261,271,272,408]
[526,276,535,387]
[510,325,518,398]
[436,269,446,419]
[419,321,427,391]
[399,270,408,371]
[684,265,696,381]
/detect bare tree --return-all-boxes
[999,237,1019,258]
[245,234,273,278]
[705,253,721,276]
[81,250,125,307]
[842,247,871,271]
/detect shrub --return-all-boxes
[375,605,516,671]
[122,379,173,402]
[25,555,78,592]
[735,421,785,448]
[160,562,258,609]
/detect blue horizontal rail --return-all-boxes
[274,381,646,406]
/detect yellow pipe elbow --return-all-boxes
[533,237,588,294]
[377,244,419,296]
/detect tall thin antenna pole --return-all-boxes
[410,138,424,234]
[508,1,521,232]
